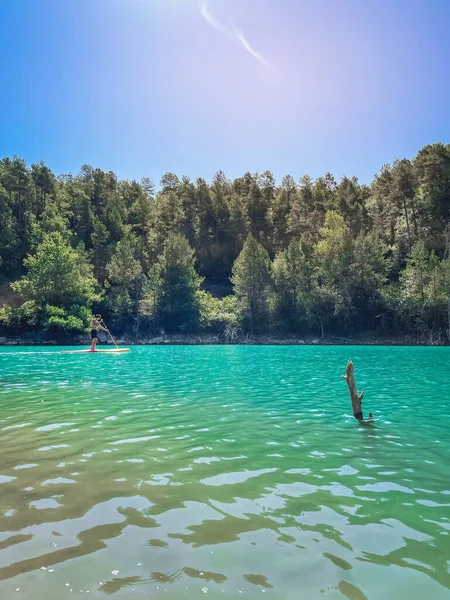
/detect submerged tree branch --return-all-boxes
[344,360,364,420]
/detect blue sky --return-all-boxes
[1,0,449,185]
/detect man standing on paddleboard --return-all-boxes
[90,314,109,352]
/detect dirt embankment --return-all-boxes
[0,282,22,309]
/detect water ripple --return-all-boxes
[0,345,449,599]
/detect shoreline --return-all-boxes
[0,333,448,347]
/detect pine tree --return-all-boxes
[106,234,144,332]
[317,211,354,326]
[157,233,203,333]
[269,175,296,251]
[231,233,272,333]
[272,239,320,333]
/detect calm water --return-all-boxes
[0,346,449,600]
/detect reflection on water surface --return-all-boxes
[0,346,449,599]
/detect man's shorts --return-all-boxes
[91,329,98,340]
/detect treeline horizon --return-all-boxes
[1,142,450,342]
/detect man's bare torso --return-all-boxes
[91,318,101,330]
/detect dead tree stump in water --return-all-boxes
[344,360,365,420]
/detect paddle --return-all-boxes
[101,321,119,349]
[107,330,119,350]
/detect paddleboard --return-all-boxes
[61,348,130,354]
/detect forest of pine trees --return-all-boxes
[1,142,450,342]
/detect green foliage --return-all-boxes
[231,234,272,333]
[352,232,389,294]
[0,186,20,273]
[2,144,450,341]
[400,241,450,311]
[0,301,90,333]
[106,234,145,333]
[198,291,238,333]
[139,264,162,329]
[44,304,89,332]
[107,234,142,288]
[272,239,322,333]
[157,233,203,333]
[0,301,39,331]
[12,232,96,308]
[288,175,317,241]
[317,211,354,320]
[7,232,96,332]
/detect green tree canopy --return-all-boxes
[157,233,203,333]
[9,232,97,332]
[231,233,272,333]
[106,234,144,330]
[272,239,322,333]
[2,144,450,341]
[12,232,96,308]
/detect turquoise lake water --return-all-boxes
[0,345,449,600]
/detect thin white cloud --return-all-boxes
[200,1,220,30]
[235,29,270,68]
[200,1,269,68]
[200,1,233,40]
